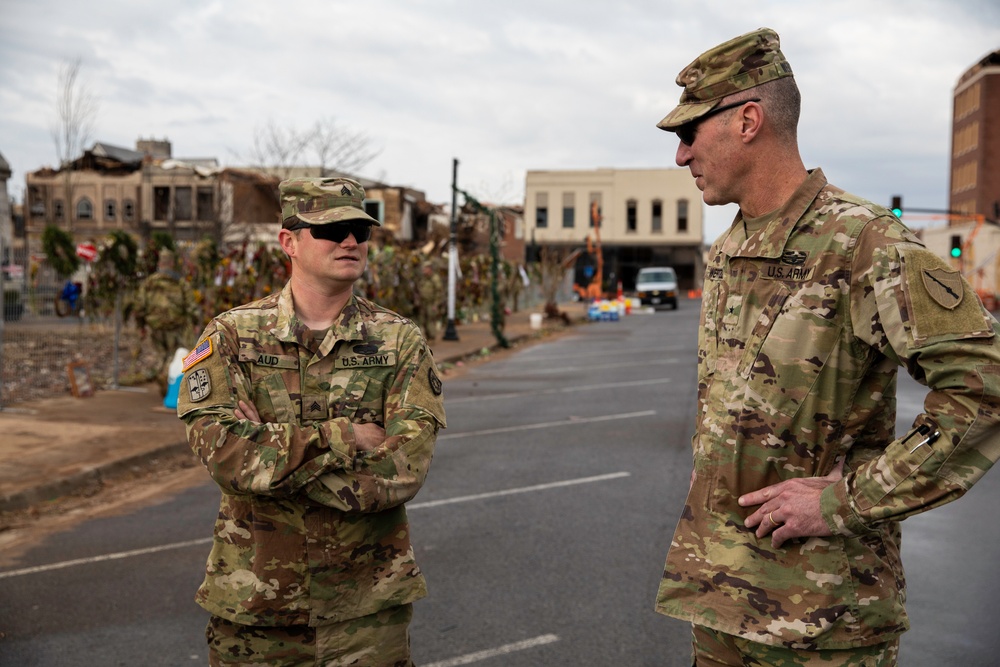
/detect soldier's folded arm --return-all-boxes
[303,329,446,513]
[178,324,363,497]
[821,239,1000,536]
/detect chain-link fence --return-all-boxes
[1,275,161,408]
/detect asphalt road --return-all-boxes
[1,303,999,666]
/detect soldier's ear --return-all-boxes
[278,228,298,257]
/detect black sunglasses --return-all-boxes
[675,98,760,147]
[289,221,373,243]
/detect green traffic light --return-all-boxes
[951,246,962,258]
[891,208,903,217]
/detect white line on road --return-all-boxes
[0,473,631,579]
[0,536,212,580]
[474,357,679,377]
[513,344,685,362]
[445,377,672,404]
[409,472,631,510]
[438,410,656,440]
[423,634,560,667]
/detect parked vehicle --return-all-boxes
[635,266,678,309]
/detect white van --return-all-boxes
[635,266,678,309]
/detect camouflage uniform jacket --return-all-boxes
[656,169,1000,649]
[178,282,446,627]
[135,270,193,332]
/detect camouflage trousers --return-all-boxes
[206,604,414,667]
[691,625,900,667]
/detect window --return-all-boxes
[677,199,689,233]
[123,199,135,222]
[651,200,663,233]
[562,192,575,228]
[104,199,116,221]
[535,192,548,229]
[174,187,193,221]
[626,199,637,232]
[76,198,93,220]
[154,187,170,220]
[53,199,64,221]
[197,187,214,220]
[364,199,384,223]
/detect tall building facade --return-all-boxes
[949,48,1000,219]
[524,167,704,292]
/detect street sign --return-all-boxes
[76,242,98,262]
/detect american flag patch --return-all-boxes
[182,338,213,372]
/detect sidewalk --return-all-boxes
[0,302,587,514]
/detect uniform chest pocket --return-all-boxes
[250,367,298,423]
[328,371,388,424]
[738,290,841,420]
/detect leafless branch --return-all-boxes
[50,58,99,168]
[309,117,381,176]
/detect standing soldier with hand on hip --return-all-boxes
[653,28,1000,666]
[177,177,446,666]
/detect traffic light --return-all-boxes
[950,234,963,259]
[890,195,903,218]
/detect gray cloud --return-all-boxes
[1,0,997,241]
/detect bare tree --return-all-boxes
[246,119,310,181]
[50,58,99,232]
[242,117,380,182]
[309,116,381,177]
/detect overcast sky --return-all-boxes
[2,0,999,241]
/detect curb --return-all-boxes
[0,441,192,514]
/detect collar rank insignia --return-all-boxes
[781,250,808,266]
[341,185,352,195]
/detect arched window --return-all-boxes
[76,198,94,220]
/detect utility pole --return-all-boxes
[443,158,459,341]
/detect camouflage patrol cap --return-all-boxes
[656,27,793,131]
[279,177,381,228]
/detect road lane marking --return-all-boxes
[423,634,560,667]
[446,377,672,404]
[0,537,212,580]
[473,357,679,377]
[514,345,685,362]
[0,472,631,579]
[409,472,631,510]
[438,410,656,440]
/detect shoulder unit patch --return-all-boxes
[187,368,212,402]
[921,268,963,310]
